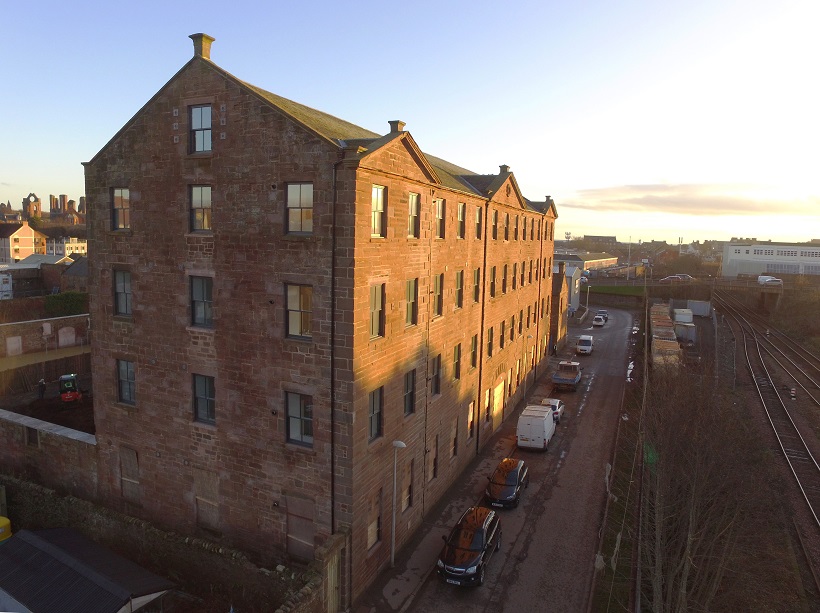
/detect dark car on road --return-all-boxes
[485,458,529,508]
[595,309,609,322]
[436,506,502,586]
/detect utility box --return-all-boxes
[687,300,711,317]
[0,272,12,300]
[673,308,693,323]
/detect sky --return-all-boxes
[2,0,818,245]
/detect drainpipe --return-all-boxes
[331,154,343,535]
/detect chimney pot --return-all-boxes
[388,120,406,133]
[499,164,510,174]
[190,33,215,60]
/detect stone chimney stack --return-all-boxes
[388,120,406,134]
[499,165,510,174]
[558,261,566,276]
[190,33,215,60]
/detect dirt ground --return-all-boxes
[0,375,95,434]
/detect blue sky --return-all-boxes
[2,0,818,244]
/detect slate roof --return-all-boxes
[64,256,89,277]
[0,528,174,613]
[0,223,23,239]
[6,254,73,269]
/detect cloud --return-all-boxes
[559,183,818,217]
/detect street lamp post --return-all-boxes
[391,440,407,567]
[586,284,591,313]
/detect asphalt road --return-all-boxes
[406,308,633,613]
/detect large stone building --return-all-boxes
[84,33,558,607]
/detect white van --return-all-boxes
[757,275,783,286]
[576,335,594,355]
[516,405,556,451]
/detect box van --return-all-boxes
[516,405,556,451]
[576,335,594,355]
[757,275,782,285]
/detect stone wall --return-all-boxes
[0,313,90,358]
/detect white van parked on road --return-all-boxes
[516,405,557,451]
[576,335,594,355]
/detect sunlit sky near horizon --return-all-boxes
[2,0,818,245]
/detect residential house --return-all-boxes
[0,221,47,264]
[84,33,557,608]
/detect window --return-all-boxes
[402,460,414,511]
[117,359,135,405]
[370,284,385,338]
[368,387,383,441]
[492,210,498,239]
[433,273,443,317]
[504,213,509,240]
[367,489,382,549]
[453,344,461,380]
[114,270,132,316]
[488,326,494,356]
[191,276,214,328]
[286,284,312,338]
[526,307,530,330]
[529,260,533,284]
[434,199,445,239]
[451,418,459,457]
[287,183,313,234]
[193,374,216,424]
[112,188,130,230]
[119,447,140,503]
[475,206,483,238]
[502,265,508,294]
[473,268,481,303]
[190,105,212,153]
[470,334,478,368]
[512,264,517,290]
[521,261,525,286]
[500,321,506,349]
[490,266,496,297]
[189,185,212,231]
[431,354,442,395]
[457,203,466,238]
[286,391,313,446]
[428,435,439,481]
[371,185,386,237]
[468,402,475,439]
[404,370,416,415]
[408,192,420,238]
[530,220,535,240]
[514,215,519,240]
[510,315,515,341]
[522,218,527,240]
[406,278,418,326]
[455,271,464,309]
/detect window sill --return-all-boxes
[185,230,214,238]
[282,233,317,242]
[284,441,316,453]
[192,420,217,430]
[187,325,215,334]
[108,229,133,237]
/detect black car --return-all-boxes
[436,506,502,586]
[485,458,529,508]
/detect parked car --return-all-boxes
[485,458,529,508]
[674,274,695,282]
[576,335,594,355]
[592,315,606,327]
[659,275,682,284]
[595,309,609,322]
[541,397,566,423]
[758,275,783,285]
[436,506,502,586]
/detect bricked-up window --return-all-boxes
[117,359,135,405]
[286,391,313,446]
[370,284,385,338]
[119,446,140,503]
[492,210,498,240]
[455,271,464,309]
[522,217,527,240]
[504,213,510,240]
[470,334,478,368]
[286,183,313,234]
[190,185,212,232]
[457,203,466,238]
[500,320,506,349]
[473,268,481,303]
[114,270,132,316]
[368,387,383,441]
[189,105,212,153]
[525,307,530,330]
[371,185,386,237]
[427,435,439,481]
[404,369,416,415]
[468,401,475,439]
[490,266,496,297]
[194,468,220,531]
[402,460,414,511]
[367,489,382,549]
[434,198,445,239]
[406,278,418,326]
[433,273,443,317]
[111,188,130,230]
[510,315,515,342]
[451,418,459,457]
[191,276,214,328]
[529,260,533,284]
[487,326,494,356]
[453,343,461,380]
[502,265,508,294]
[512,263,517,290]
[193,373,216,424]
[531,220,535,240]
[535,259,540,281]
[521,260,526,286]
[286,284,312,338]
[431,354,442,395]
[408,192,420,238]
[475,206,483,239]
[514,215,519,240]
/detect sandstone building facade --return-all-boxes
[84,33,558,608]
